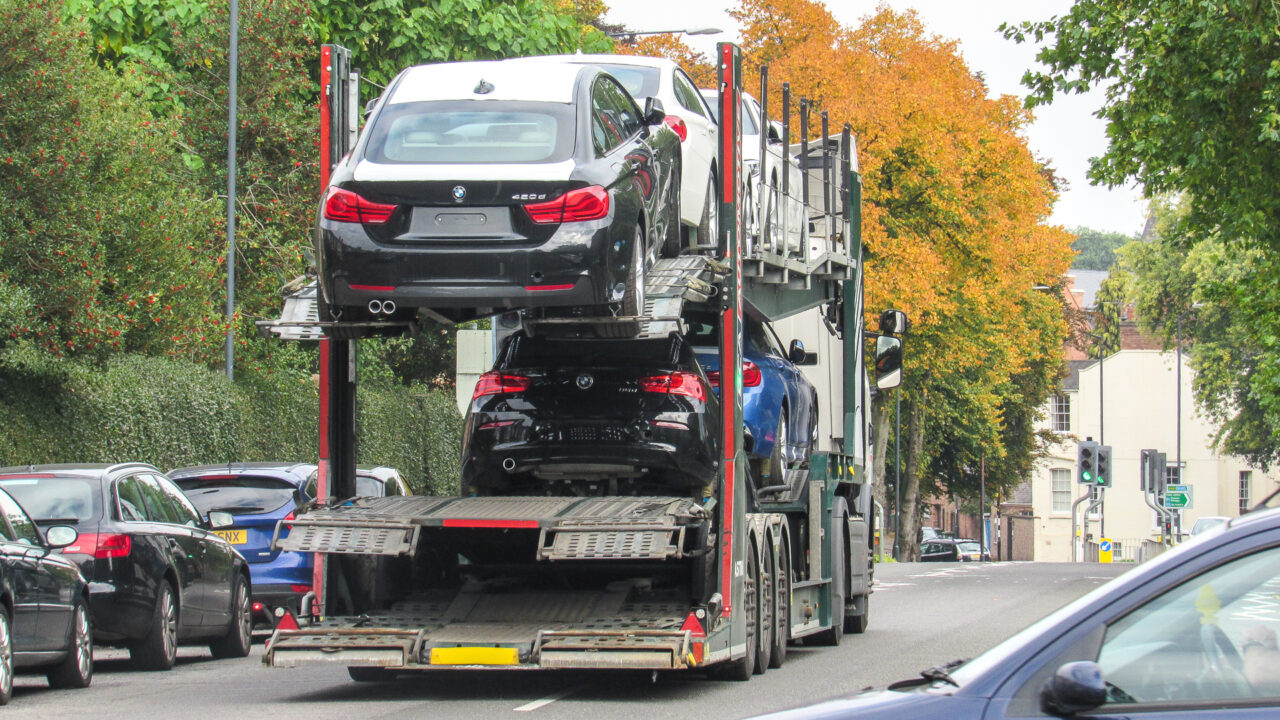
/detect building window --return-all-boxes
[1051,394,1070,433]
[1240,471,1252,515]
[1165,464,1183,487]
[1052,468,1072,513]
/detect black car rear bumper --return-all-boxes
[317,217,622,310]
[87,583,152,643]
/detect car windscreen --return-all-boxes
[356,476,384,497]
[504,333,685,370]
[0,476,101,523]
[593,65,660,102]
[174,476,300,516]
[363,100,575,164]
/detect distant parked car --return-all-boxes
[169,463,316,629]
[0,487,91,703]
[1191,515,1230,536]
[317,58,680,331]
[920,538,984,562]
[529,54,720,248]
[460,331,720,496]
[305,465,412,501]
[684,308,819,485]
[0,464,251,671]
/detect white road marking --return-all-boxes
[515,685,582,712]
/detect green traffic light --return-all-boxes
[1083,472,1093,481]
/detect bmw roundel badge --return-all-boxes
[576,373,594,390]
[452,185,467,202]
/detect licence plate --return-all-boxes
[214,529,247,544]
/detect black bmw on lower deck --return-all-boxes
[317,58,680,328]
[460,332,718,497]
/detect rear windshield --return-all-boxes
[364,100,575,164]
[0,476,101,523]
[958,541,981,553]
[174,476,300,516]
[593,65,660,102]
[503,333,688,370]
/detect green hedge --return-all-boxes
[0,352,461,495]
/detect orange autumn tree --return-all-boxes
[729,0,1073,557]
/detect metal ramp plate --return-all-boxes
[276,521,416,555]
[540,524,682,561]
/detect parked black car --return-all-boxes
[316,58,681,330]
[0,464,253,670]
[460,331,719,497]
[0,487,91,703]
[920,538,985,562]
[760,506,1280,719]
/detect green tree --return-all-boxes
[1070,226,1135,271]
[1003,1,1280,252]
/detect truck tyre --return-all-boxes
[210,575,252,659]
[769,535,790,668]
[714,539,758,681]
[47,597,92,689]
[348,666,397,682]
[755,540,774,674]
[813,498,848,647]
[130,582,178,671]
[846,594,869,634]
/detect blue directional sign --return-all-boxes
[1100,540,1112,552]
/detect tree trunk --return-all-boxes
[899,399,925,561]
[871,392,892,548]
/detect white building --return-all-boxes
[1028,345,1278,561]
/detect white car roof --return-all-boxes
[524,53,680,72]
[389,60,584,105]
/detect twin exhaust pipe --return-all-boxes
[367,299,397,315]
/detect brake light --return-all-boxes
[524,186,609,224]
[639,371,706,402]
[706,361,762,389]
[283,511,295,524]
[472,371,532,399]
[323,187,398,224]
[663,115,688,142]
[479,420,517,430]
[64,533,131,559]
[290,584,312,594]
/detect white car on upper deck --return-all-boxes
[524,54,720,250]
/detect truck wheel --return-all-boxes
[755,540,774,674]
[769,535,790,668]
[348,666,397,682]
[714,540,758,681]
[846,594,869,634]
[130,582,178,671]
[813,498,848,647]
[47,598,92,689]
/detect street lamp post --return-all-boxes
[224,0,239,381]
[606,27,723,38]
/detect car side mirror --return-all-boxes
[767,121,783,144]
[44,525,78,549]
[788,339,807,364]
[208,511,235,529]
[1040,661,1107,716]
[643,97,666,125]
[875,336,903,390]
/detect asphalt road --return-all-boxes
[5,562,1129,719]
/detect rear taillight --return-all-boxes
[472,371,532,400]
[64,533,131,559]
[323,187,398,224]
[283,511,295,524]
[524,186,610,224]
[290,584,312,594]
[639,371,706,402]
[663,115,688,142]
[706,361,762,389]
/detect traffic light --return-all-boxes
[1077,440,1099,484]
[1097,445,1113,487]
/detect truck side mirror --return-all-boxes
[879,309,910,336]
[788,339,806,364]
[643,97,666,126]
[875,336,903,390]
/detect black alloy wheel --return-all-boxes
[696,172,718,249]
[131,583,178,671]
[0,608,13,705]
[663,160,683,257]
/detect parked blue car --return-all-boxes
[169,463,317,628]
[685,309,819,484]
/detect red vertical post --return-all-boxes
[311,45,334,616]
[717,42,743,619]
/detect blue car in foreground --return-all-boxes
[761,503,1280,719]
[685,309,819,485]
[169,463,317,627]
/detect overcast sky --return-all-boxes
[604,0,1148,236]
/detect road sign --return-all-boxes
[1164,484,1192,509]
[1099,538,1113,564]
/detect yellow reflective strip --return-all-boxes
[428,647,520,665]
